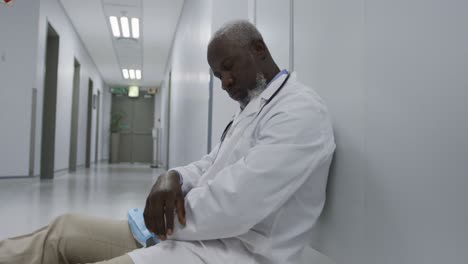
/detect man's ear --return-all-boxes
[250,40,267,60]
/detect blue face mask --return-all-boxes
[127,208,159,247]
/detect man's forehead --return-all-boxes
[209,39,230,53]
[208,39,241,60]
[208,43,227,64]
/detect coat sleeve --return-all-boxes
[171,143,221,194]
[169,102,335,241]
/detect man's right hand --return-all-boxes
[143,170,186,241]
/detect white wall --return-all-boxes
[0,0,109,177]
[293,1,366,263]
[294,0,468,263]
[364,1,468,263]
[164,0,212,168]
[35,0,108,172]
[0,0,41,177]
[256,0,291,71]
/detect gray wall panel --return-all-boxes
[294,0,468,263]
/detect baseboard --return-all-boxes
[54,167,69,175]
[0,175,34,180]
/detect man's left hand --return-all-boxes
[143,171,186,240]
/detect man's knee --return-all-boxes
[51,213,78,226]
[48,213,80,239]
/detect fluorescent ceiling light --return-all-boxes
[128,86,139,98]
[120,17,130,38]
[131,18,140,39]
[129,69,136,80]
[109,16,120,37]
[111,16,139,39]
[122,69,129,79]
[136,69,142,80]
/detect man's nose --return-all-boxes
[221,74,233,90]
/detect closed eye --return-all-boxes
[223,60,233,70]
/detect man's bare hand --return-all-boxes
[143,170,186,241]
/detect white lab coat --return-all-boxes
[128,73,335,264]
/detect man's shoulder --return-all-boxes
[272,77,329,117]
[256,77,334,145]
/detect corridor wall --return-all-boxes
[35,0,108,173]
[0,0,41,177]
[294,0,468,263]
[0,0,109,177]
[256,0,291,71]
[161,0,212,168]
[294,1,366,263]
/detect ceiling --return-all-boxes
[60,0,184,87]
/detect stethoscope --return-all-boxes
[220,73,291,143]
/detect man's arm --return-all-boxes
[171,142,221,195]
[143,142,221,240]
[168,103,335,241]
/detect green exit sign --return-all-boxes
[111,87,128,95]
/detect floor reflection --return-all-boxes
[0,163,162,239]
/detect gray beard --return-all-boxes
[240,73,267,109]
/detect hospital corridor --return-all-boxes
[1,0,467,264]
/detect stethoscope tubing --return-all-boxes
[220,73,291,143]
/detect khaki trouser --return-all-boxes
[0,214,140,264]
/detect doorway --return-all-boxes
[69,59,80,172]
[40,24,60,179]
[166,71,172,168]
[111,92,154,163]
[94,90,100,163]
[85,79,93,168]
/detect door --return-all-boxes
[69,59,80,171]
[111,92,154,163]
[94,90,100,163]
[85,79,93,168]
[40,24,59,179]
[132,94,153,163]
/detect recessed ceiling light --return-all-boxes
[122,69,129,79]
[109,16,120,37]
[120,17,130,38]
[129,69,136,80]
[136,69,142,80]
[131,18,140,39]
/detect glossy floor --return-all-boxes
[0,163,334,263]
[0,163,163,240]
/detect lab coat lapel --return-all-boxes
[236,97,261,121]
[259,72,290,103]
[199,73,293,185]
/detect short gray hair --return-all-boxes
[209,20,263,48]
